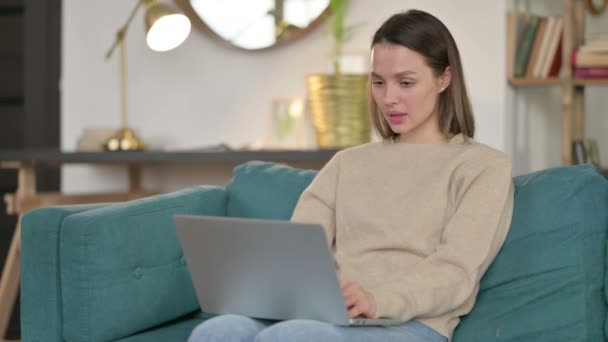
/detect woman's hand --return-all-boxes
[340,280,377,318]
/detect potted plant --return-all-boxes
[306,0,370,148]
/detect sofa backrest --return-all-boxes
[226,161,318,220]
[226,161,608,341]
[454,164,608,341]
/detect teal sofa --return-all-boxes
[21,161,608,341]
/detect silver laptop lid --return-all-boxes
[173,215,351,325]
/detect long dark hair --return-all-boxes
[369,10,475,140]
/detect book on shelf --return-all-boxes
[544,17,563,78]
[507,12,563,80]
[524,17,547,78]
[573,33,608,70]
[573,66,608,79]
[579,33,608,53]
[572,50,608,67]
[532,16,554,78]
[572,140,588,165]
[572,139,602,168]
[514,14,541,77]
[579,44,608,53]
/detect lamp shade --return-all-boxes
[145,2,191,52]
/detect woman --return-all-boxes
[189,9,513,342]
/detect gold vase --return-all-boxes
[306,74,370,148]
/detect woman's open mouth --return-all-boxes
[388,112,408,125]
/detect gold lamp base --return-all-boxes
[103,128,147,151]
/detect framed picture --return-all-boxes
[262,97,310,149]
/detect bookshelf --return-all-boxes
[508,77,562,86]
[507,0,606,165]
[509,77,608,87]
[573,78,608,86]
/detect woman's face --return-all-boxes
[370,42,451,143]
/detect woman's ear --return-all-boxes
[438,66,452,93]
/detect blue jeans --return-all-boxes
[188,314,448,342]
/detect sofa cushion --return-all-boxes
[59,186,227,342]
[453,165,608,341]
[226,161,318,220]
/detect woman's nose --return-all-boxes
[382,85,399,105]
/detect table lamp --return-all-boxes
[104,0,191,151]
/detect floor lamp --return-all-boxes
[104,0,191,151]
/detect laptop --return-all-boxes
[173,214,402,326]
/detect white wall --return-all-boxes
[62,0,508,193]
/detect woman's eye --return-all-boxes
[372,80,384,86]
[400,81,413,87]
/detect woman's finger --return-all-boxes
[344,293,358,308]
[348,303,363,318]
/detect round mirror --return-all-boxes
[174,0,330,50]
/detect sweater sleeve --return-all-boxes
[370,157,515,321]
[290,153,341,248]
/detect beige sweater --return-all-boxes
[291,134,514,340]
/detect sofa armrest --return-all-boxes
[21,203,114,342]
[59,186,226,342]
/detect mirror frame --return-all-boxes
[173,0,332,51]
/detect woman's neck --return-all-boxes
[394,131,450,144]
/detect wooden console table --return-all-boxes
[0,148,337,340]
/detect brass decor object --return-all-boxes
[306,74,370,148]
[104,0,191,151]
[305,0,370,149]
[585,0,607,15]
